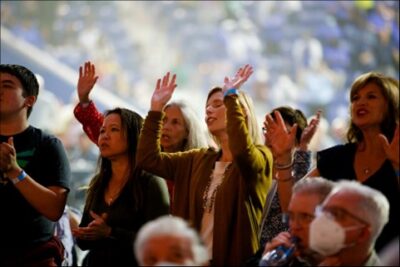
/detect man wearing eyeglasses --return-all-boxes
[261,177,335,266]
[309,180,390,266]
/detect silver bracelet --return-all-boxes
[274,161,293,170]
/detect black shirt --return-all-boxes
[0,126,70,250]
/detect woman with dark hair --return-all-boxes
[259,107,320,247]
[73,61,210,209]
[72,107,169,266]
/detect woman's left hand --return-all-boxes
[72,210,111,240]
[379,124,399,171]
[222,64,253,94]
[299,110,321,151]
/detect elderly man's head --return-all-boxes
[134,215,208,266]
[309,180,389,260]
[287,177,335,255]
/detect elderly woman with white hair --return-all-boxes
[134,215,208,266]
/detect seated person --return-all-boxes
[261,177,335,266]
[134,215,208,266]
[309,180,390,266]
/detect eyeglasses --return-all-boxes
[283,211,315,226]
[316,205,369,226]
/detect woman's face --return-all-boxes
[161,105,188,152]
[205,91,226,135]
[98,113,128,159]
[350,82,388,129]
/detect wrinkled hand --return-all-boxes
[77,61,98,103]
[0,137,19,176]
[299,110,321,151]
[379,124,399,171]
[263,231,293,255]
[72,211,111,240]
[265,111,297,164]
[151,72,177,111]
[222,64,253,93]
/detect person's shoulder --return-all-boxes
[30,126,63,144]
[319,143,355,154]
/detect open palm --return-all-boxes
[223,64,253,93]
[151,72,177,111]
[77,61,98,103]
[265,110,297,161]
[379,124,400,170]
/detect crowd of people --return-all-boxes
[0,3,399,266]
[1,62,398,266]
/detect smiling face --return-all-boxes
[98,113,128,159]
[161,105,188,152]
[350,82,388,130]
[205,90,226,135]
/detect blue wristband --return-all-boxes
[223,88,239,97]
[11,170,27,185]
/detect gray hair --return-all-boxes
[328,180,390,244]
[165,101,210,151]
[293,177,336,202]
[134,215,208,266]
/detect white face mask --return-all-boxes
[309,212,362,256]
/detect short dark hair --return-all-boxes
[0,64,39,118]
[270,106,308,144]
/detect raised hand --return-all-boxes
[379,124,399,171]
[222,64,253,93]
[77,61,99,103]
[299,110,321,151]
[265,111,297,165]
[151,72,177,111]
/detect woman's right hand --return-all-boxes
[265,110,297,165]
[77,61,98,103]
[151,72,177,111]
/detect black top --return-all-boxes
[0,126,71,249]
[317,143,399,252]
[77,173,170,266]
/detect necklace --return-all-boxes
[202,162,231,213]
[105,182,126,206]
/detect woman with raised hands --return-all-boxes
[136,65,273,266]
[258,108,320,247]
[73,61,209,209]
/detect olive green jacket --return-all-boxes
[136,95,273,266]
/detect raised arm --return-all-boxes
[73,61,103,145]
[136,72,181,179]
[223,65,273,183]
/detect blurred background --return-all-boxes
[1,0,399,209]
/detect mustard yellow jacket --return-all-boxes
[136,95,273,266]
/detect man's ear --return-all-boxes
[358,225,372,243]
[24,95,36,107]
